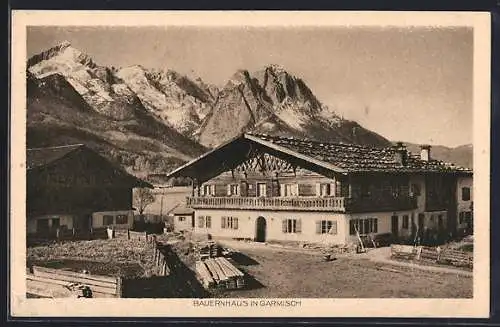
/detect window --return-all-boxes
[51,218,60,228]
[464,211,472,223]
[203,184,216,196]
[319,184,331,197]
[411,183,421,196]
[282,219,301,233]
[221,216,239,229]
[178,216,186,222]
[349,218,378,235]
[317,220,337,235]
[228,184,240,196]
[257,183,267,197]
[198,216,205,228]
[116,215,128,224]
[462,187,471,201]
[282,183,298,197]
[402,215,409,229]
[103,215,114,226]
[418,213,425,228]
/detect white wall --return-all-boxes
[174,214,193,231]
[92,210,134,229]
[346,210,415,243]
[193,209,348,244]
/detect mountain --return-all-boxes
[404,143,473,169]
[197,64,391,148]
[27,42,207,176]
[27,42,470,177]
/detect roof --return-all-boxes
[164,133,472,182]
[27,144,84,170]
[27,144,153,188]
[248,133,472,174]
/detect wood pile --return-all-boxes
[438,249,473,268]
[390,244,417,260]
[196,241,220,260]
[195,257,245,290]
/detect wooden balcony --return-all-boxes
[187,196,348,212]
[186,195,418,213]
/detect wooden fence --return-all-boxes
[152,240,170,276]
[28,265,122,298]
[390,245,473,268]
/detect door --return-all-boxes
[391,215,399,238]
[255,216,267,242]
[37,219,49,234]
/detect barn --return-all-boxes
[26,144,152,236]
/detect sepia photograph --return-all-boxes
[10,11,491,318]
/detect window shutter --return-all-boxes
[280,184,285,197]
[316,183,321,196]
[198,216,205,228]
[295,219,302,233]
[206,216,211,228]
[330,183,336,196]
[282,219,288,233]
[293,184,299,196]
[234,218,239,229]
[227,185,231,196]
[315,221,321,234]
[221,216,226,229]
[200,185,205,196]
[330,221,338,235]
[240,181,248,197]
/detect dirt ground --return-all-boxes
[216,241,473,298]
[27,238,155,278]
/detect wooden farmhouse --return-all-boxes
[165,133,473,244]
[27,144,152,236]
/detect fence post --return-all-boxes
[127,229,130,240]
[116,277,123,298]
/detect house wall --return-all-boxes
[346,210,415,243]
[409,175,427,212]
[27,214,74,234]
[173,214,194,231]
[456,176,473,228]
[92,210,134,229]
[193,209,348,244]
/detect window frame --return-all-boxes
[402,215,409,229]
[116,214,128,224]
[462,187,471,201]
[103,215,114,226]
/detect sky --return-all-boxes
[26,26,473,147]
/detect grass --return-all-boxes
[216,246,472,298]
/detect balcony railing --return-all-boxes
[187,196,347,212]
[186,195,418,213]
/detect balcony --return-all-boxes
[187,196,348,212]
[186,195,418,213]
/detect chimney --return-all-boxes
[393,142,408,166]
[420,145,431,162]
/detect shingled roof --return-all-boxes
[27,144,85,170]
[247,133,472,174]
[27,144,153,187]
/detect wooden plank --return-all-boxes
[204,259,220,282]
[27,275,119,297]
[217,257,244,277]
[32,270,118,290]
[33,266,117,284]
[214,258,235,278]
[210,259,229,281]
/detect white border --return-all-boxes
[10,10,491,318]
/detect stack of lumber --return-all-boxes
[197,241,220,260]
[390,244,417,260]
[418,247,440,261]
[438,249,473,268]
[195,257,245,290]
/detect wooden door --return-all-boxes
[255,216,267,242]
[391,215,399,238]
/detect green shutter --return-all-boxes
[295,219,301,233]
[315,220,321,234]
[330,221,337,235]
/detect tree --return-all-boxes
[133,187,155,217]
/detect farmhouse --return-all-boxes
[27,144,152,236]
[164,133,473,245]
